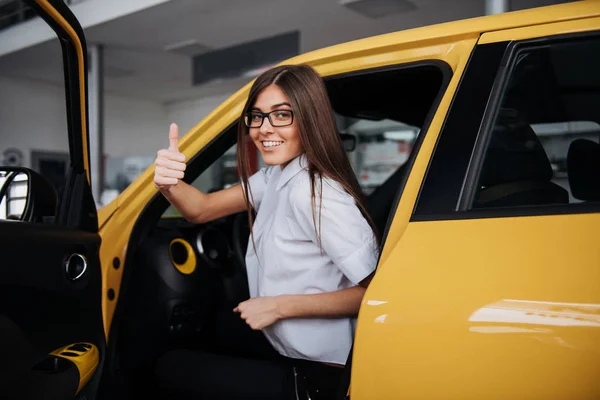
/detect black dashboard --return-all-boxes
[115,213,252,372]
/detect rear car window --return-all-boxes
[472,36,600,209]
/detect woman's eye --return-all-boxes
[274,111,291,119]
[251,114,262,121]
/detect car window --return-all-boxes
[162,63,450,224]
[471,36,600,210]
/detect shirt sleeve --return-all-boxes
[289,177,379,285]
[244,167,271,211]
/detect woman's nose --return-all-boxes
[259,116,274,135]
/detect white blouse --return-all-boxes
[244,154,378,365]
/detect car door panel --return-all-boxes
[353,17,600,400]
[0,1,104,399]
[0,224,104,398]
[355,214,600,399]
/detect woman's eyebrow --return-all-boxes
[270,102,291,109]
[251,102,291,112]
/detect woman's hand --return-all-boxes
[154,123,187,192]
[234,296,284,330]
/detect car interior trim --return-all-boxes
[169,238,197,275]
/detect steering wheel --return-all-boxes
[231,211,250,271]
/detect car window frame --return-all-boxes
[161,60,455,231]
[413,31,600,222]
[322,60,453,243]
[461,31,600,217]
[412,41,510,219]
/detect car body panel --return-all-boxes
[479,14,600,44]
[352,15,600,400]
[354,213,600,399]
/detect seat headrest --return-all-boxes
[479,123,552,187]
[568,139,600,201]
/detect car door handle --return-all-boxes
[65,254,88,281]
[50,343,99,394]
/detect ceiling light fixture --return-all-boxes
[164,39,210,57]
[338,0,417,19]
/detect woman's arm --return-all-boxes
[234,275,372,330]
[161,181,247,224]
[278,285,366,319]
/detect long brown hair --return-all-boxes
[237,64,380,249]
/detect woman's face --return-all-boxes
[248,84,303,168]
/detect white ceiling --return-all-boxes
[0,0,572,104]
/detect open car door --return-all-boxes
[0,1,105,399]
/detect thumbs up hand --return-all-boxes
[154,123,187,191]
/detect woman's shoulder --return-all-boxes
[289,171,354,206]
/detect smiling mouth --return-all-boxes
[262,141,283,148]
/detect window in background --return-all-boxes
[345,118,419,195]
[0,171,28,220]
[0,37,68,221]
[101,155,155,206]
[30,150,69,203]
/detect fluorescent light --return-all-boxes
[164,39,210,56]
[383,130,416,141]
[338,0,417,19]
[531,121,600,137]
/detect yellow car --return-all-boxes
[1,1,599,399]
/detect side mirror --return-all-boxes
[340,133,357,152]
[0,167,58,223]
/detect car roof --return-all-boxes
[289,1,600,67]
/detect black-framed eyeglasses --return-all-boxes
[244,110,294,128]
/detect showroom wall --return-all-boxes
[0,75,229,167]
[0,76,70,168]
[166,94,230,136]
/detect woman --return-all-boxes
[154,65,379,399]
